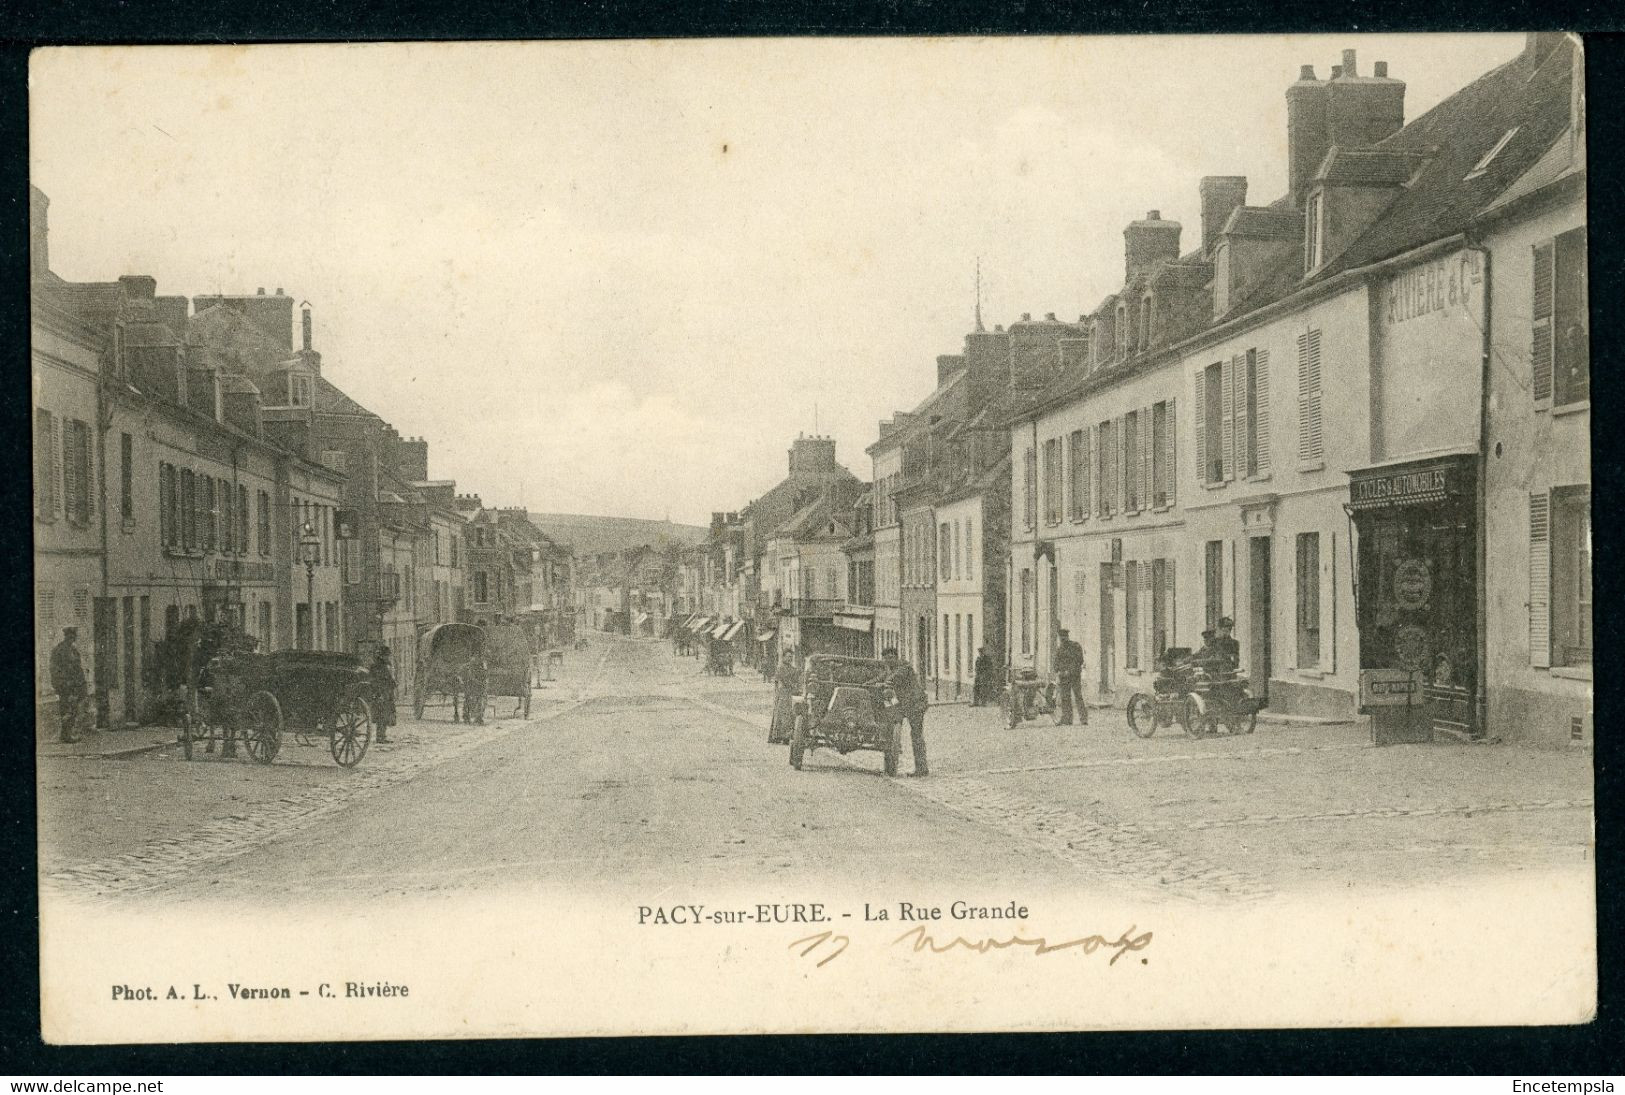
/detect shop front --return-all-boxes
[1347,453,1479,742]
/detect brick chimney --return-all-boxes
[789,434,837,476]
[301,304,313,351]
[391,435,429,482]
[1287,65,1330,207]
[1199,177,1248,257]
[1326,49,1405,149]
[936,353,964,386]
[1123,211,1182,282]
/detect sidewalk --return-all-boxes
[38,726,177,759]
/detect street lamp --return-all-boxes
[299,521,321,650]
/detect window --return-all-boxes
[1535,487,1592,668]
[1306,191,1324,271]
[1019,569,1033,654]
[1140,295,1153,350]
[1296,329,1325,464]
[119,433,134,520]
[473,571,489,604]
[1096,419,1116,517]
[345,538,361,584]
[1296,532,1321,668]
[238,485,250,552]
[1151,558,1172,658]
[158,463,176,546]
[1205,540,1224,633]
[1124,561,1140,670]
[943,613,950,675]
[450,534,459,568]
[1123,411,1140,512]
[966,613,975,666]
[964,518,973,581]
[180,469,196,550]
[289,372,313,407]
[1534,227,1589,406]
[1150,401,1170,507]
[219,478,233,553]
[1043,438,1061,525]
[200,476,216,552]
[939,522,951,582]
[34,410,57,520]
[63,419,91,524]
[1022,448,1037,530]
[321,449,348,473]
[1068,428,1088,519]
[258,491,272,555]
[1197,361,1225,482]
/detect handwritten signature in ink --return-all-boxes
[790,925,1153,968]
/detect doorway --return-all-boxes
[1248,537,1273,695]
[1098,563,1116,695]
[122,596,136,724]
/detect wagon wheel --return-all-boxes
[242,691,283,765]
[1127,694,1157,739]
[789,713,808,770]
[180,712,195,760]
[330,693,372,767]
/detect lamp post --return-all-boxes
[299,521,321,650]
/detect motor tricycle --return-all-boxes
[1126,647,1265,738]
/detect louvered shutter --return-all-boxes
[1220,356,1235,481]
[1532,241,1555,401]
[1296,330,1325,462]
[62,423,83,524]
[1079,427,1090,519]
[1092,425,1103,517]
[1530,492,1551,668]
[1165,397,1177,506]
[1114,418,1125,516]
[1166,559,1177,648]
[1254,351,1271,475]
[50,414,64,519]
[1193,370,1206,481]
[238,485,250,552]
[1124,416,1140,512]
[1125,561,1138,665]
[1142,561,1154,667]
[1140,405,1153,511]
[1232,355,1249,479]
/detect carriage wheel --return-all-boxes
[789,714,808,770]
[1127,694,1157,739]
[180,713,195,760]
[331,694,373,767]
[242,691,283,765]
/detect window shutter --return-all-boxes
[1193,370,1206,480]
[238,485,249,552]
[1296,330,1325,462]
[1124,416,1139,512]
[1141,561,1154,666]
[1166,559,1176,647]
[1532,241,1554,401]
[51,414,64,519]
[1165,397,1177,506]
[1220,356,1235,481]
[1254,350,1271,475]
[1113,418,1125,515]
[1231,355,1248,480]
[1080,428,1091,519]
[1530,491,1551,668]
[1144,402,1157,510]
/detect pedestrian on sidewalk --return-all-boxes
[50,627,87,744]
[881,646,928,777]
[972,646,996,707]
[1055,628,1087,726]
[370,644,397,743]
[768,649,800,745]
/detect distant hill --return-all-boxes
[526,513,708,558]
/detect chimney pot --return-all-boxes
[995,324,1004,332]
[275,287,283,295]
[1147,210,1161,220]
[1330,65,1342,78]
[1299,64,1317,80]
[1374,61,1388,77]
[1021,312,1031,321]
[256,287,265,295]
[1045,312,1056,321]
[1342,49,1357,77]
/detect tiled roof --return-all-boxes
[315,376,380,418]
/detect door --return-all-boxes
[1248,537,1272,695]
[1098,563,1116,695]
[122,596,136,724]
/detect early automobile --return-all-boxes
[1126,646,1265,738]
[183,649,375,767]
[413,622,485,721]
[788,654,904,776]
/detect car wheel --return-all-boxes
[1127,694,1157,738]
[790,713,807,770]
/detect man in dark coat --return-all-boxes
[972,647,996,707]
[881,646,928,777]
[50,627,87,743]
[768,649,799,745]
[370,645,397,743]
[1054,628,1087,726]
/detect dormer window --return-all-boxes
[1140,295,1154,349]
[1465,127,1519,181]
[1115,305,1128,359]
[1305,191,1325,272]
[289,372,313,407]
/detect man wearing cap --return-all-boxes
[50,627,87,743]
[1053,628,1087,726]
[1213,617,1241,674]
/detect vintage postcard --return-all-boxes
[31,35,1593,1042]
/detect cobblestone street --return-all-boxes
[39,634,1592,908]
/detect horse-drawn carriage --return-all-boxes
[483,622,534,719]
[182,649,375,767]
[412,621,533,722]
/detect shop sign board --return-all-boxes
[1360,668,1423,708]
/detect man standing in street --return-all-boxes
[881,646,928,777]
[370,644,397,744]
[1054,628,1087,726]
[50,627,87,744]
[972,646,996,707]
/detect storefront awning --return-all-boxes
[712,621,732,639]
[688,616,713,632]
[633,612,649,626]
[756,628,776,642]
[720,621,746,642]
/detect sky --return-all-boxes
[30,35,1524,526]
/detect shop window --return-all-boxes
[1532,227,1589,407]
[1204,540,1224,633]
[1296,532,1322,669]
[1068,429,1089,519]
